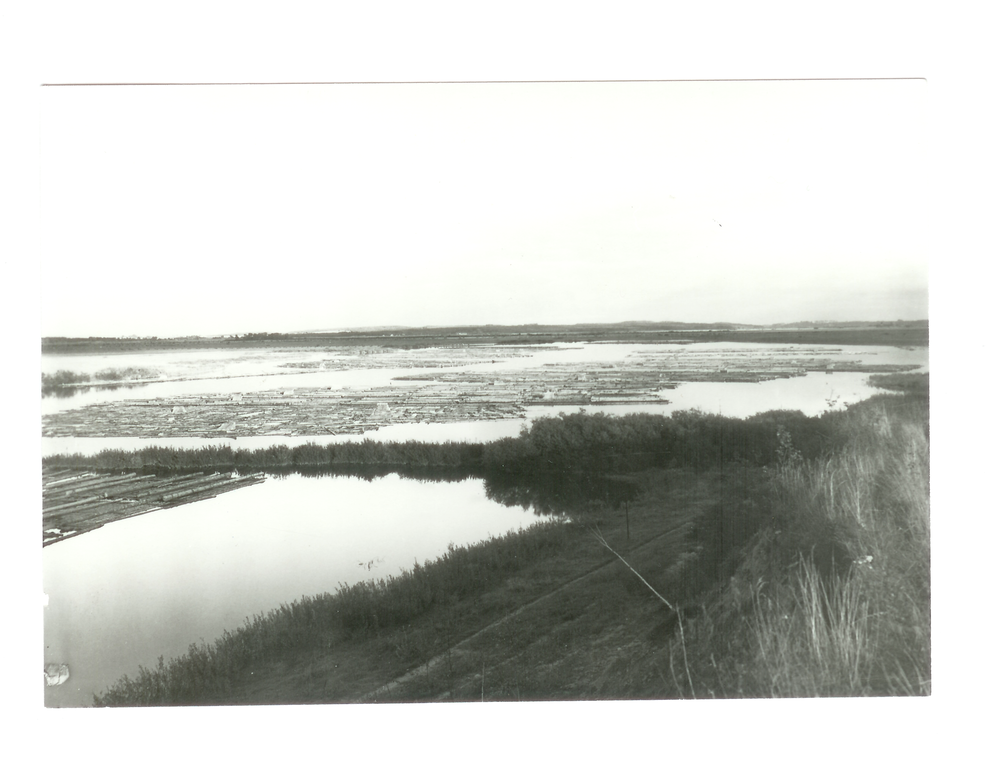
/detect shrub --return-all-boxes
[42,370,91,397]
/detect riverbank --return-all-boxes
[89,388,929,704]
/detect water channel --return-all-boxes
[43,473,548,707]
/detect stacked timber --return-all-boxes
[40,346,922,440]
[41,385,527,439]
[41,467,264,547]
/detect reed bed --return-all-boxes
[44,440,486,474]
[867,371,929,396]
[42,367,161,397]
[45,408,840,477]
[41,370,92,397]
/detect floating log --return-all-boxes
[43,473,154,500]
[42,470,265,547]
[41,345,921,440]
[43,473,109,491]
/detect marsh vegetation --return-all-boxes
[84,385,929,705]
[868,370,929,396]
[42,367,160,397]
[45,406,839,477]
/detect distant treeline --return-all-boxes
[45,408,845,477]
[42,320,929,354]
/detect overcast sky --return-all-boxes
[40,80,927,337]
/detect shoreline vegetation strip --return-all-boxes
[42,376,932,473]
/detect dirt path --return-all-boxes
[358,518,692,702]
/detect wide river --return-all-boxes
[41,341,928,705]
[41,341,928,454]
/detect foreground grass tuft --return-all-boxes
[670,396,930,697]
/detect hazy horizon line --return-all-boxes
[42,317,929,341]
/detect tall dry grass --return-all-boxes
[678,397,930,697]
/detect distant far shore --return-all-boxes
[42,321,928,354]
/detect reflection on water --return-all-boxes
[42,473,543,707]
[484,471,639,516]
[42,381,152,399]
[659,371,892,418]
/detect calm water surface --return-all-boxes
[43,474,546,707]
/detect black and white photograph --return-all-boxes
[38,77,930,709]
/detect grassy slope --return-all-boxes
[92,392,929,705]
[257,469,718,703]
[93,468,718,705]
[664,394,930,697]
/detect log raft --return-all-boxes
[41,467,264,547]
[41,351,922,440]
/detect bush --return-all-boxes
[42,370,91,397]
[94,366,160,382]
